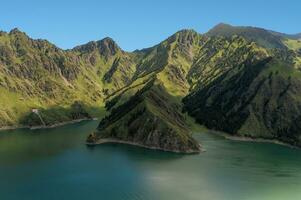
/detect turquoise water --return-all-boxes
[1,121,301,200]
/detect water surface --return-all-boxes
[1,121,301,200]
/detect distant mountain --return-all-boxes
[206,23,287,49]
[1,24,301,151]
[268,30,301,40]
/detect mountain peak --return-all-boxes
[9,28,25,35]
[213,22,232,28]
[73,37,121,57]
[97,37,120,55]
[166,28,201,45]
[100,37,115,43]
[206,23,241,36]
[176,29,198,35]
[173,29,200,39]
[207,23,234,33]
[207,23,286,49]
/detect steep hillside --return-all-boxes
[0,26,274,129]
[87,77,201,153]
[0,29,133,127]
[1,24,301,149]
[133,29,203,96]
[179,25,301,148]
[183,55,301,147]
[187,35,269,90]
[86,30,280,151]
[72,38,141,93]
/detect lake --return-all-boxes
[1,121,301,200]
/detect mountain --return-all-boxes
[184,25,301,147]
[1,24,301,151]
[87,77,201,153]
[268,30,301,40]
[183,56,301,146]
[206,23,287,49]
[0,29,141,127]
[132,29,203,96]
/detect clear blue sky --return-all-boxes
[0,0,300,51]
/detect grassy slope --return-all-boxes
[238,59,301,141]
[282,38,301,69]
[89,78,201,153]
[0,30,131,127]
[181,24,301,147]
[2,25,301,149]
[206,23,287,49]
[283,38,301,50]
[184,54,301,146]
[89,32,274,150]
[0,27,272,128]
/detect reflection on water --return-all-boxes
[0,121,301,200]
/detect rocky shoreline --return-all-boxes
[0,118,98,132]
[87,138,203,154]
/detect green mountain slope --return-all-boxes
[86,29,282,150]
[187,35,269,90]
[133,29,203,96]
[268,30,301,40]
[183,52,301,147]
[183,24,301,147]
[206,23,287,49]
[87,77,201,153]
[1,24,301,150]
[0,30,137,127]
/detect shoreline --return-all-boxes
[207,130,299,149]
[1,118,298,151]
[0,118,98,132]
[87,138,203,154]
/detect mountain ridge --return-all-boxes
[3,24,299,51]
[1,24,301,151]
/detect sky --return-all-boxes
[0,0,300,51]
